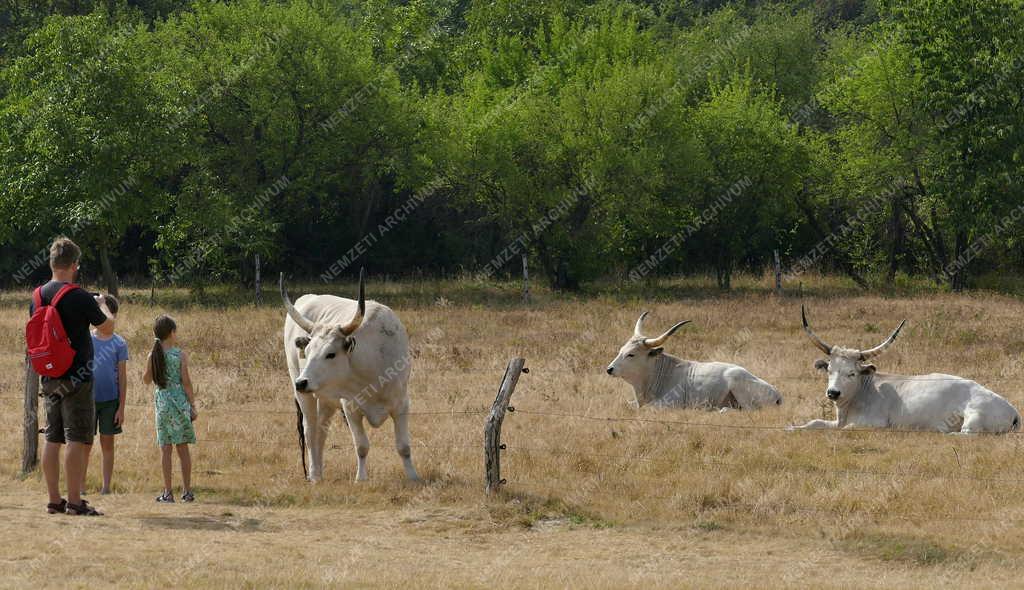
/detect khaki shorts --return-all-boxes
[43,379,95,445]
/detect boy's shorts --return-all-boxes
[95,399,123,436]
[43,380,95,445]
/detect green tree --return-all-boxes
[689,74,807,288]
[0,11,174,294]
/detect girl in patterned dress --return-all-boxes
[142,315,198,503]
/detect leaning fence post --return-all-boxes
[22,353,39,474]
[485,357,527,493]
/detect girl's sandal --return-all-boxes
[181,491,195,503]
[156,491,175,503]
[46,498,67,514]
[65,499,102,516]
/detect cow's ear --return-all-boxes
[813,359,828,371]
[294,336,310,350]
[647,347,664,357]
[343,336,356,353]
[859,363,876,375]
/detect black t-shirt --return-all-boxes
[30,281,108,382]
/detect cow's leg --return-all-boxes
[343,406,370,482]
[957,409,987,434]
[786,419,838,431]
[391,407,420,482]
[313,400,338,478]
[295,392,321,482]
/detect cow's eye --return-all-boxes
[325,352,337,359]
[847,372,856,377]
[626,353,635,358]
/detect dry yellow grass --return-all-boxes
[3,275,1024,588]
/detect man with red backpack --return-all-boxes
[29,237,113,516]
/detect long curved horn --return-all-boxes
[339,267,365,335]
[801,305,832,355]
[859,319,907,360]
[634,311,650,338]
[642,320,691,348]
[280,273,315,333]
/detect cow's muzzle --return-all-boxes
[606,366,615,375]
[295,378,310,392]
[826,389,841,400]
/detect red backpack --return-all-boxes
[26,283,78,378]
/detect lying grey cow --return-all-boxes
[606,312,783,409]
[791,306,1021,434]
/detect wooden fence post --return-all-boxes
[521,253,530,304]
[773,249,782,295]
[22,354,39,474]
[254,253,262,304]
[485,357,527,493]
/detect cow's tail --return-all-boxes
[1012,411,1021,433]
[295,398,308,479]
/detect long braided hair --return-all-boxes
[149,315,177,388]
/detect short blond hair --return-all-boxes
[49,237,81,269]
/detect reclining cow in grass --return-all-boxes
[606,312,783,410]
[791,306,1020,434]
[281,270,419,482]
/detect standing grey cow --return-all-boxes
[281,270,419,482]
[606,312,783,409]
[791,306,1021,433]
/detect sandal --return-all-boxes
[65,499,102,516]
[181,490,195,503]
[47,498,67,514]
[156,491,175,503]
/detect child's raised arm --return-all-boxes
[142,352,153,385]
[181,350,197,420]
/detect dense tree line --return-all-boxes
[1,0,1021,294]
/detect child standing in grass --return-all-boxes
[142,315,198,503]
[84,294,128,495]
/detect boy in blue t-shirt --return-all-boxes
[83,294,129,494]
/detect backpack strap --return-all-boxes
[47,283,79,307]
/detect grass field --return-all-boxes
[3,274,1024,588]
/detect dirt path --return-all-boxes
[1,482,1017,589]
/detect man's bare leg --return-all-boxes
[43,441,63,505]
[64,442,88,505]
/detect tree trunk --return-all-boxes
[715,252,732,290]
[951,230,968,292]
[98,241,119,297]
[792,186,869,289]
[358,181,382,238]
[887,198,904,283]
[551,259,579,291]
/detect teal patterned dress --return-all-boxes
[154,347,196,445]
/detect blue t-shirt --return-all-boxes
[91,334,129,403]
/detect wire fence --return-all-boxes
[0,396,488,417]
[512,408,1024,436]
[7,392,1024,522]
